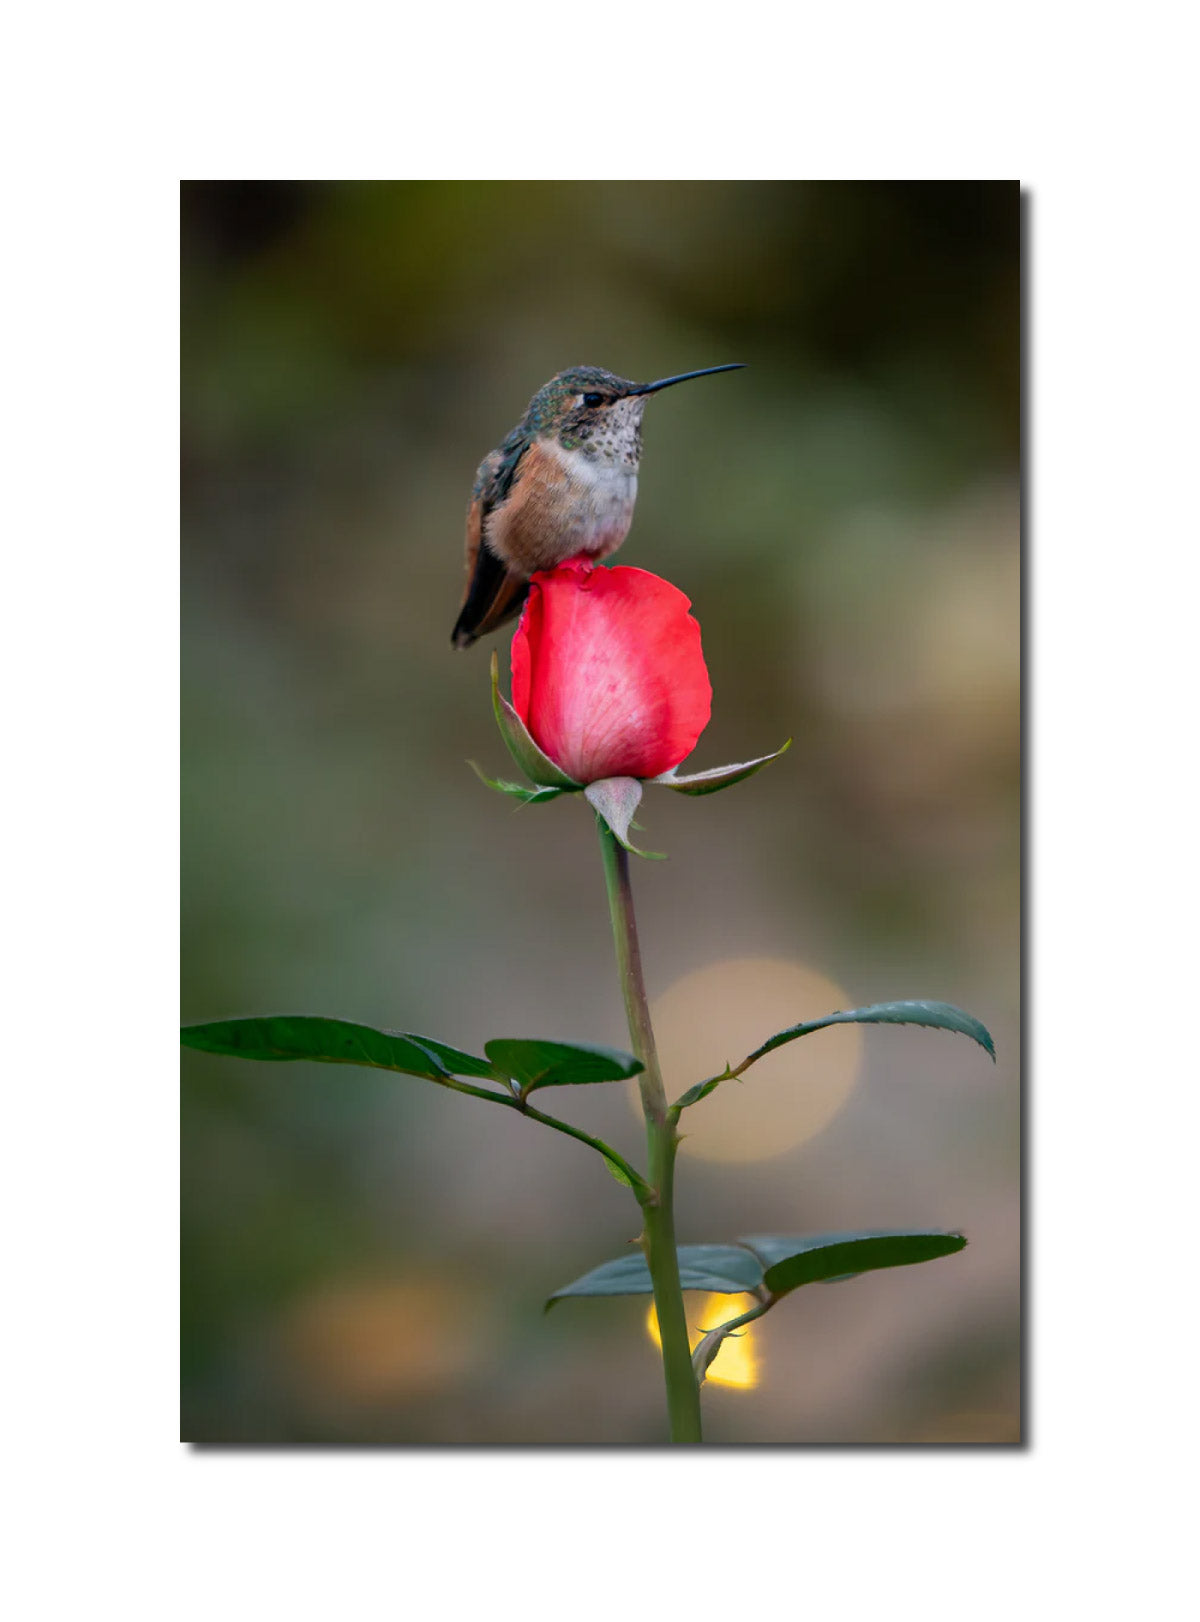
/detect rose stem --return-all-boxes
[596,814,703,1444]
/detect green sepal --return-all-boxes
[489,652,580,790]
[651,739,791,796]
[180,1015,500,1083]
[468,761,572,805]
[484,1037,643,1096]
[585,777,666,859]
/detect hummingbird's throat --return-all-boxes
[558,394,646,468]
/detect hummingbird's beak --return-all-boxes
[630,364,745,396]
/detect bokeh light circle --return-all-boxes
[647,1294,760,1388]
[636,957,863,1162]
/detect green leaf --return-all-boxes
[651,739,792,796]
[602,1157,635,1189]
[490,652,580,790]
[182,1016,457,1079]
[676,1000,994,1109]
[468,761,571,805]
[547,1230,967,1314]
[546,1244,764,1308]
[585,777,666,859]
[675,1064,737,1109]
[484,1038,644,1095]
[742,999,996,1068]
[740,1229,967,1297]
[402,1034,503,1081]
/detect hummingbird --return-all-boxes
[451,363,744,647]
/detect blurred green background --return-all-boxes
[182,180,1020,1445]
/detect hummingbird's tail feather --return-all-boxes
[452,542,529,648]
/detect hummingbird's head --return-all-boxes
[526,364,745,465]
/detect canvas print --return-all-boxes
[182,181,1020,1444]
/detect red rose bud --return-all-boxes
[511,563,712,785]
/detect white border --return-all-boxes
[5,3,1197,1616]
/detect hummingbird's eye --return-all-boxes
[581,392,606,408]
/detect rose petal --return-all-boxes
[511,564,711,783]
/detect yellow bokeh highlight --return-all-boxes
[646,1294,760,1389]
[639,957,864,1162]
[281,1277,476,1404]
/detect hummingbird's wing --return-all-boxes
[451,428,532,648]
